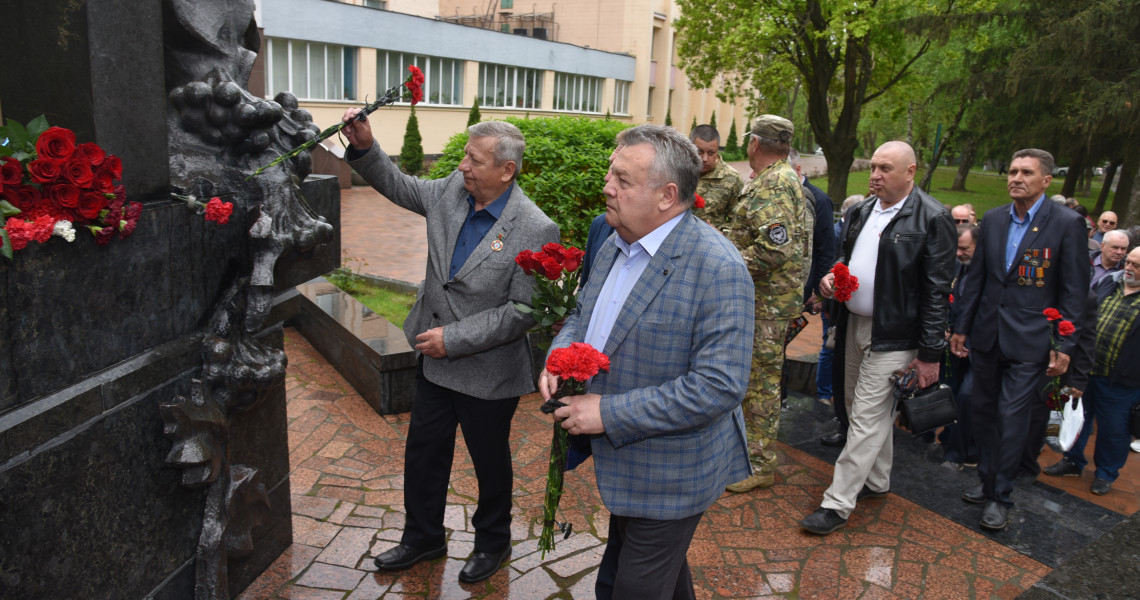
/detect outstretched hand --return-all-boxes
[341,108,374,151]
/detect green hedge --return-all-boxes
[427,116,629,248]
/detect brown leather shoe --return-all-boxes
[726,472,775,493]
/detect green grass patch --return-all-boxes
[842,167,1104,215]
[326,270,415,328]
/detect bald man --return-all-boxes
[1093,211,1118,243]
[802,141,955,534]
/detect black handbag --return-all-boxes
[1130,402,1140,439]
[891,368,958,434]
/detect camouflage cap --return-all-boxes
[750,115,794,143]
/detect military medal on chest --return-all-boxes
[490,233,504,252]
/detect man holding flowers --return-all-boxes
[341,111,559,583]
[539,125,754,599]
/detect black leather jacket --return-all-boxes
[834,186,956,362]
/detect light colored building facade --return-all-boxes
[256,0,746,154]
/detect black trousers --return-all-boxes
[595,512,703,600]
[401,359,519,553]
[970,345,1048,506]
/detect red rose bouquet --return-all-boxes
[830,262,860,302]
[247,65,424,179]
[515,242,586,332]
[539,342,610,556]
[1042,307,1076,410]
[0,116,140,259]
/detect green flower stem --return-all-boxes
[246,79,410,180]
[538,378,586,557]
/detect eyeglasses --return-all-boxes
[954,218,970,224]
[1101,219,1117,225]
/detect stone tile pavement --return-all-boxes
[244,331,1052,599]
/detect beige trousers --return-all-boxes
[821,314,916,518]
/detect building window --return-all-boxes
[613,80,630,115]
[501,0,514,8]
[554,73,602,113]
[267,38,355,101]
[377,51,464,105]
[363,0,385,8]
[479,64,543,109]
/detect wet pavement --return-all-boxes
[246,184,1140,599]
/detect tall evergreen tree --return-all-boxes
[467,98,482,127]
[400,106,424,175]
[690,116,698,133]
[709,111,718,134]
[665,107,673,127]
[725,119,739,156]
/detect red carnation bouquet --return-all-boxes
[0,116,141,258]
[172,193,236,225]
[830,262,860,302]
[539,342,610,556]
[515,242,586,332]
[247,65,424,179]
[1042,307,1076,410]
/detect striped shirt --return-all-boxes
[1092,282,1140,376]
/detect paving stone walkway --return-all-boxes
[243,331,1051,599]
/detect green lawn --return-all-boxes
[841,167,1105,216]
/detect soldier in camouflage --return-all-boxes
[725,115,814,493]
[690,124,745,228]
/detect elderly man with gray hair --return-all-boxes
[1092,229,1130,287]
[341,111,560,583]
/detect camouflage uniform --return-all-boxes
[694,159,745,229]
[726,158,814,476]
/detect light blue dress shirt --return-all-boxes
[584,213,684,352]
[1005,194,1045,273]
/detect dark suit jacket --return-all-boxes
[581,213,615,288]
[955,197,1090,362]
[803,178,835,300]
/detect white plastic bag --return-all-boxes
[1058,397,1085,452]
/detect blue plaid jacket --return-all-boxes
[550,212,754,519]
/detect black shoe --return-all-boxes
[856,484,889,501]
[980,501,1010,531]
[961,484,986,504]
[1091,478,1112,496]
[800,508,847,535]
[1043,457,1083,477]
[373,543,447,570]
[458,547,511,583]
[1014,470,1038,486]
[820,432,847,447]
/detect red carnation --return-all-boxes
[30,214,55,243]
[1057,320,1075,337]
[831,262,860,303]
[28,158,63,184]
[204,196,234,224]
[545,342,611,382]
[1043,308,1062,321]
[5,218,33,250]
[76,142,106,167]
[35,126,77,161]
[406,65,425,105]
[1,157,24,187]
[119,201,142,238]
[694,193,705,209]
[948,294,955,304]
[48,182,80,209]
[562,247,585,273]
[64,156,95,188]
[540,255,563,280]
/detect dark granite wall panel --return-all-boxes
[274,176,342,291]
[0,379,204,599]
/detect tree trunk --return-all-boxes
[1112,144,1139,218]
[950,139,977,191]
[1060,143,1086,197]
[918,97,968,192]
[1094,159,1119,214]
[1081,166,1093,194]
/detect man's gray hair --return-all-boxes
[1050,194,1067,204]
[1012,148,1055,179]
[841,194,864,213]
[469,120,526,174]
[1103,229,1130,245]
[621,124,701,206]
[787,147,801,168]
[958,222,981,243]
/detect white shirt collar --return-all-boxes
[615,213,685,257]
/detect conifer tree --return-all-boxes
[665,107,673,127]
[690,116,698,133]
[467,98,482,127]
[725,119,739,157]
[400,106,424,175]
[709,111,718,134]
